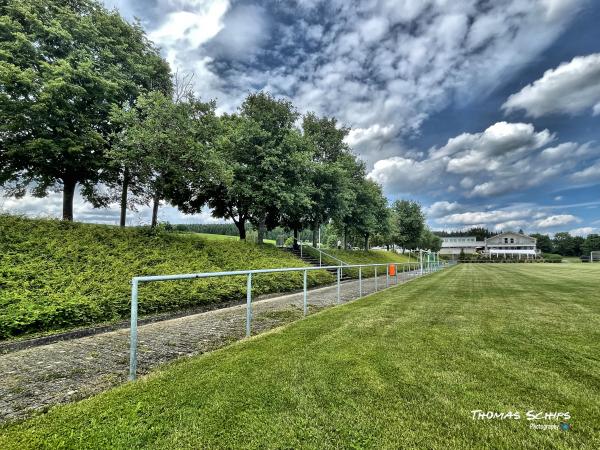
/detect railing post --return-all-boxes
[128,279,139,382]
[246,273,252,337]
[319,251,322,267]
[375,266,378,291]
[359,266,362,297]
[395,264,399,284]
[337,267,341,303]
[303,269,308,316]
[386,264,389,288]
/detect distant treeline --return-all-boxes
[434,227,498,241]
[173,224,315,241]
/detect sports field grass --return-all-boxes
[1,264,599,448]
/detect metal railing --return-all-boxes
[301,243,349,268]
[128,259,450,380]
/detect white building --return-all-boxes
[439,236,485,257]
[484,232,539,259]
[440,232,540,259]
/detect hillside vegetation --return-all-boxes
[305,247,417,277]
[0,215,333,339]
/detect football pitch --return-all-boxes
[1,264,599,449]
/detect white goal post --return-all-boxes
[591,251,600,263]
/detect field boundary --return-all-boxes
[0,277,364,354]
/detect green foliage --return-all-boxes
[0,215,333,339]
[2,264,598,448]
[530,233,553,253]
[0,0,171,220]
[304,247,414,278]
[582,233,600,255]
[391,200,425,251]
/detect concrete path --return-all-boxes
[0,270,421,423]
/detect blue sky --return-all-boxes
[4,0,599,235]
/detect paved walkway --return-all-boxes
[0,270,420,423]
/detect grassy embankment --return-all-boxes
[2,263,598,448]
[304,246,416,277]
[0,215,331,339]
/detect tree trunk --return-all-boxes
[119,168,129,227]
[257,217,266,244]
[235,218,246,240]
[343,226,347,250]
[364,234,369,251]
[151,191,160,228]
[312,225,318,248]
[62,178,76,221]
[293,228,299,250]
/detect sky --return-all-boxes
[3,0,600,235]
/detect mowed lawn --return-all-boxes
[1,264,599,449]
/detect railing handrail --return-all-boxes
[301,243,349,266]
[133,261,425,283]
[128,257,448,381]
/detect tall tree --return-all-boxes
[582,233,600,255]
[199,92,300,241]
[110,91,219,227]
[391,200,425,252]
[302,113,359,247]
[552,232,575,256]
[419,228,442,252]
[344,179,389,250]
[0,0,171,220]
[530,233,553,253]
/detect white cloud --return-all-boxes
[0,190,226,225]
[535,214,580,228]
[425,201,463,218]
[554,196,563,201]
[570,226,595,236]
[130,0,585,164]
[503,53,600,117]
[570,159,600,184]
[368,121,593,199]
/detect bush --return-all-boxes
[0,215,334,339]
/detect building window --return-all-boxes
[504,238,508,243]
[510,238,514,243]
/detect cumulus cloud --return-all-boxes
[570,159,600,184]
[109,0,586,164]
[570,226,595,236]
[503,53,600,117]
[429,204,586,233]
[369,121,597,198]
[535,214,580,228]
[0,189,224,225]
[425,201,464,218]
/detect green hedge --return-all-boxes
[0,216,333,339]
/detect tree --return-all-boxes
[277,130,316,247]
[391,200,425,252]
[582,234,600,255]
[552,232,576,256]
[110,91,220,227]
[0,0,171,220]
[419,228,442,252]
[198,93,300,240]
[344,179,389,250]
[531,233,553,254]
[302,113,355,246]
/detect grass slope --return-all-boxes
[305,247,416,277]
[0,215,332,339]
[2,264,598,448]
